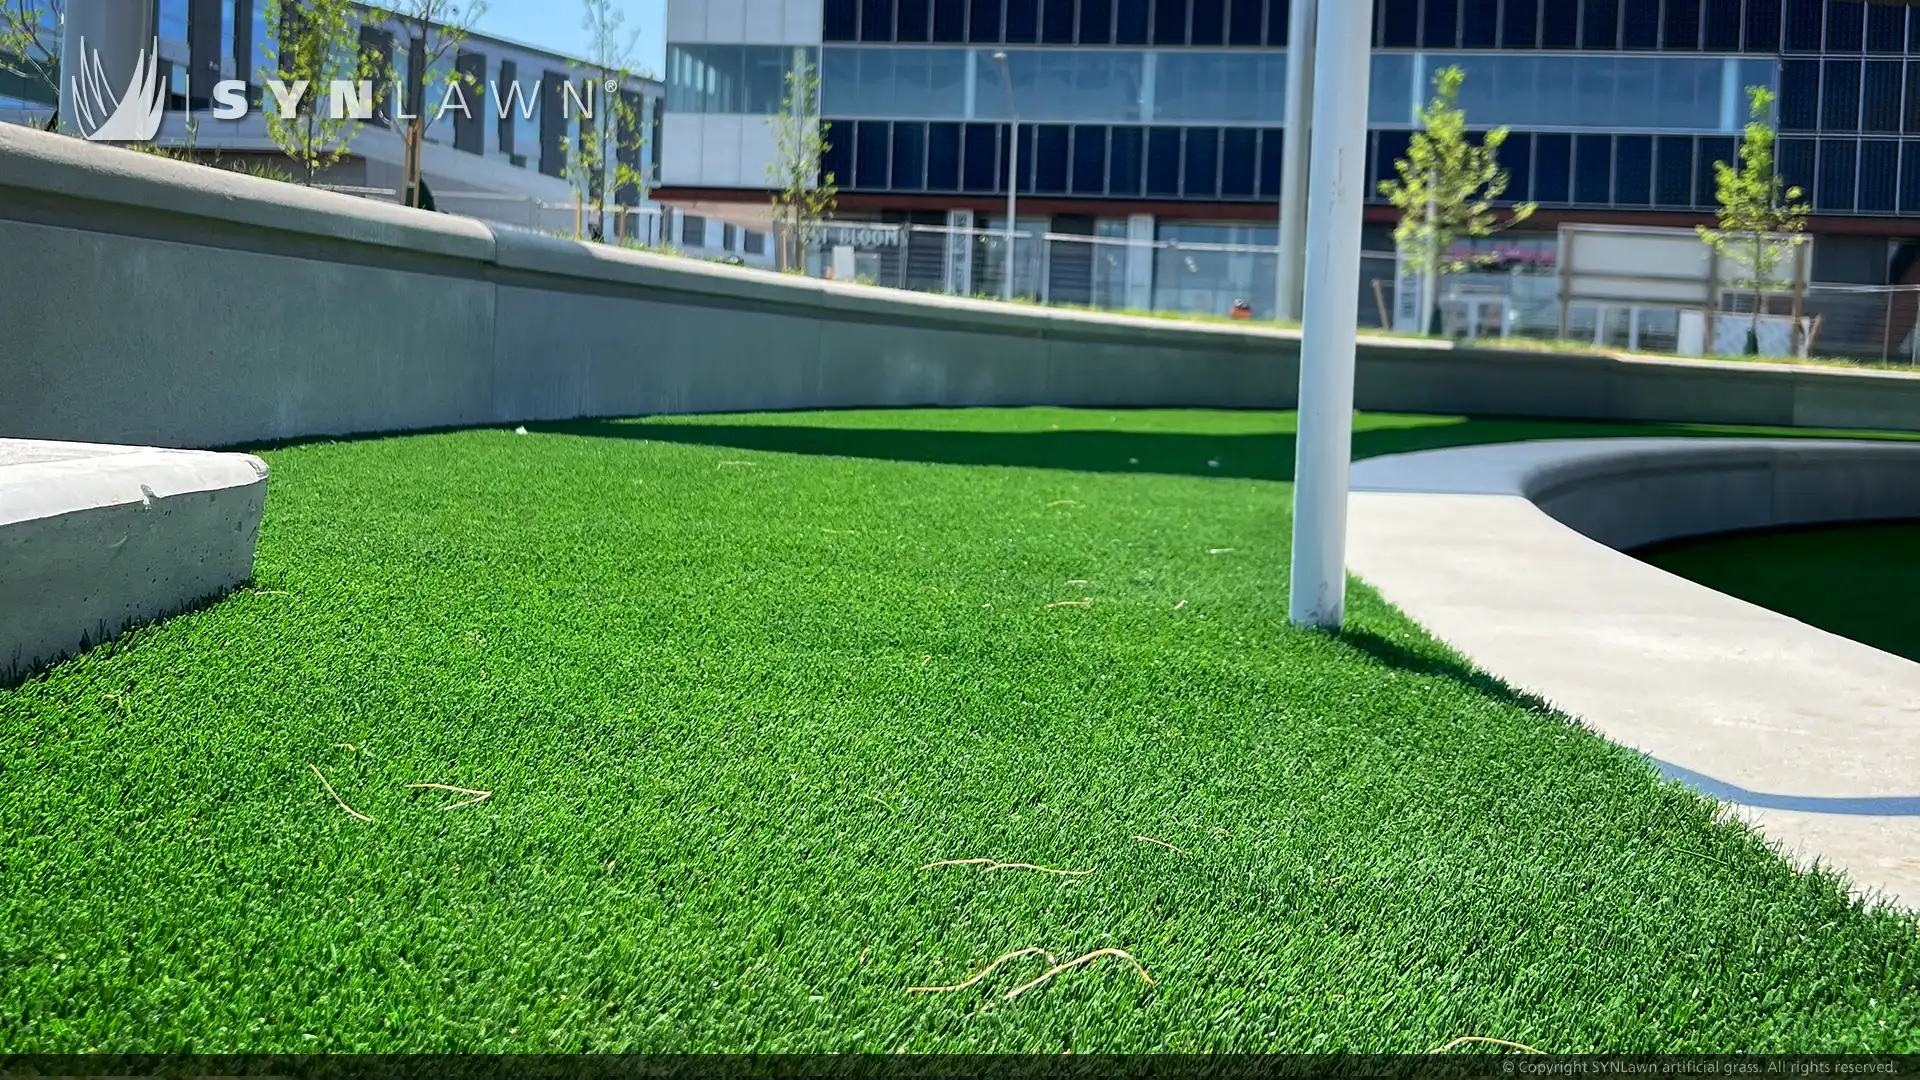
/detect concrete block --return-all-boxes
[0,440,268,681]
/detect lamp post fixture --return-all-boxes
[992,50,1020,303]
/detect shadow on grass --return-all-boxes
[534,415,1815,483]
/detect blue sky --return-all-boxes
[472,0,667,74]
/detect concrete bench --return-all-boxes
[1,440,268,682]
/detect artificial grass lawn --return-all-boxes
[3,408,1918,1053]
[1640,521,1920,663]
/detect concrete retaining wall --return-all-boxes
[7,123,1920,449]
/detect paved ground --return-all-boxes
[1347,439,1920,910]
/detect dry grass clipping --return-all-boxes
[907,948,1058,994]
[1131,835,1188,855]
[920,858,1092,877]
[1046,598,1094,610]
[406,783,493,810]
[1003,948,1155,1001]
[1046,500,1083,508]
[1428,1036,1547,1054]
[308,764,376,823]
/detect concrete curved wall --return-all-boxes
[1354,438,1920,552]
[1346,438,1920,910]
[9,123,1920,449]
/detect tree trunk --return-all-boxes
[1421,249,1441,337]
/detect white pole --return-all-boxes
[993,52,1020,303]
[1005,118,1020,301]
[1275,0,1317,323]
[1287,0,1375,632]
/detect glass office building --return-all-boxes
[660,0,1920,314]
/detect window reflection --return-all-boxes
[667,44,810,115]
[804,46,1775,134]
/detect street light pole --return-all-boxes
[1275,0,1316,323]
[1287,0,1375,631]
[993,51,1019,303]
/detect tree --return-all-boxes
[259,0,378,185]
[0,0,62,124]
[1697,85,1810,355]
[1378,65,1536,337]
[765,59,836,273]
[565,0,651,242]
[370,0,486,209]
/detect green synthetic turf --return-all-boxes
[3,409,1917,1053]
[1640,521,1920,663]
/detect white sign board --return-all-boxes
[1556,224,1812,342]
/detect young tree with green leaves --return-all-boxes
[565,0,651,242]
[0,0,62,126]
[1378,65,1536,336]
[370,0,486,209]
[258,0,378,185]
[1697,85,1810,355]
[765,59,836,272]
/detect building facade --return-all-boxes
[659,0,1920,327]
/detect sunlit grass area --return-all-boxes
[3,408,1916,1052]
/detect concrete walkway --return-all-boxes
[1347,439,1920,910]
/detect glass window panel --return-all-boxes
[1869,3,1907,52]
[1614,133,1652,205]
[1116,0,1150,43]
[898,0,932,41]
[1373,129,1412,189]
[825,0,859,41]
[861,0,896,41]
[743,46,789,113]
[1864,61,1902,134]
[1663,0,1700,49]
[1784,0,1823,51]
[1827,0,1865,52]
[1258,126,1283,197]
[1823,60,1862,131]
[1009,123,1035,191]
[1533,132,1571,202]
[854,120,891,188]
[1574,134,1612,203]
[1368,52,1414,125]
[971,0,1003,40]
[1779,136,1816,199]
[1072,125,1107,192]
[1110,124,1144,194]
[1501,0,1537,48]
[1005,0,1039,43]
[1146,126,1181,194]
[962,122,1000,189]
[933,0,966,41]
[892,120,927,188]
[969,48,1149,123]
[1382,0,1418,47]
[1818,139,1858,212]
[1696,135,1734,207]
[1183,128,1218,196]
[1035,124,1070,191]
[1191,0,1226,45]
[821,122,854,185]
[1462,0,1499,46]
[1702,0,1740,51]
[1859,139,1897,213]
[1041,0,1075,42]
[1423,0,1459,48]
[1907,62,1920,134]
[928,121,962,187]
[1221,126,1257,196]
[1541,0,1578,48]
[1228,0,1264,45]
[1499,131,1531,202]
[1155,0,1189,44]
[1268,0,1289,45]
[1779,57,1819,131]
[1082,0,1116,44]
[1379,53,1775,134]
[1901,142,1920,213]
[1746,0,1780,52]
[1582,0,1618,49]
[1654,135,1694,207]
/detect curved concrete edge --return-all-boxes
[1347,438,1920,909]
[0,440,269,682]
